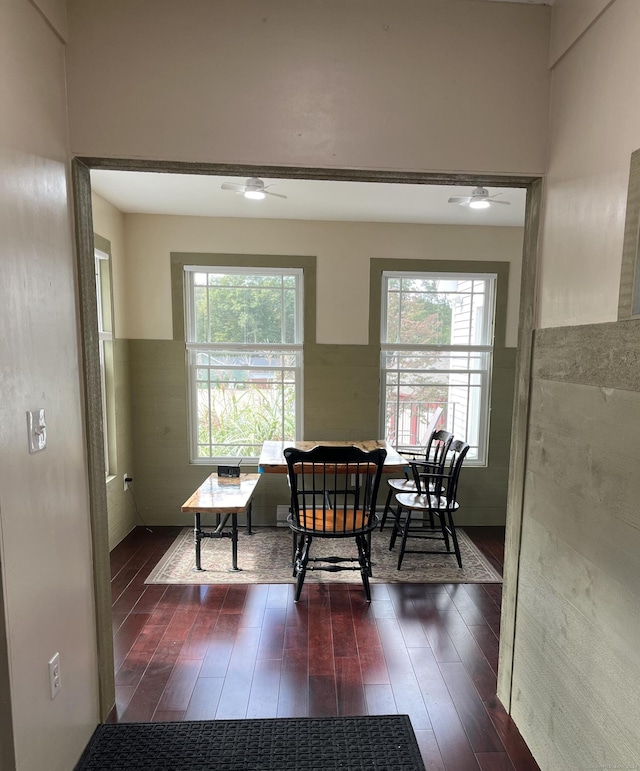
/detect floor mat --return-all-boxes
[74,715,426,770]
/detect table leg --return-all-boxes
[231,512,239,571]
[194,512,204,571]
[245,502,253,535]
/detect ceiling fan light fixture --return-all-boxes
[221,176,287,200]
[469,199,491,209]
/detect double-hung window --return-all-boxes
[381,272,496,464]
[185,266,303,461]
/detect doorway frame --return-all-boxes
[71,157,541,719]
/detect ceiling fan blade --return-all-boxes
[221,182,246,192]
[488,199,510,205]
[448,196,472,204]
[264,190,287,199]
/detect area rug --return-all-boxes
[74,715,426,770]
[145,526,501,585]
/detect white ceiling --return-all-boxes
[90,171,527,228]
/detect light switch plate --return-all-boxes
[27,409,46,453]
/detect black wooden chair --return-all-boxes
[389,439,470,570]
[284,445,387,602]
[379,429,454,531]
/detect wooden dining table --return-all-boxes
[257,439,408,474]
[181,472,261,571]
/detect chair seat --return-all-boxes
[388,478,438,495]
[289,508,371,532]
[394,492,459,513]
[387,477,418,494]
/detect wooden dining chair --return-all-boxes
[389,439,470,570]
[379,429,454,531]
[284,444,387,601]
[397,406,444,462]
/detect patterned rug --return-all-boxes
[74,716,426,770]
[145,526,502,585]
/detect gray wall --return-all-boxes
[104,338,138,547]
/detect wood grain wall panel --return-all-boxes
[529,377,640,462]
[527,422,640,532]
[528,379,640,537]
[513,563,640,769]
[520,515,640,673]
[522,469,640,604]
[512,604,630,770]
[510,321,640,769]
[533,320,640,391]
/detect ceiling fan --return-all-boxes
[220,177,287,200]
[448,186,510,209]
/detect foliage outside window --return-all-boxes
[185,266,303,461]
[381,272,496,464]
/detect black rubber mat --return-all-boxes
[74,715,426,770]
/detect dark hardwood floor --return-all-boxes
[108,525,539,770]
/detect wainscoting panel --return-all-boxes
[510,321,640,769]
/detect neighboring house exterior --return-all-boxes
[1,1,639,769]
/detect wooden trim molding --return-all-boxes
[71,158,116,720]
[76,157,538,190]
[618,148,640,320]
[497,178,543,710]
[73,155,543,721]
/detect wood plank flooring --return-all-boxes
[108,525,539,770]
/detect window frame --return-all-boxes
[380,270,497,466]
[95,246,114,476]
[184,265,304,463]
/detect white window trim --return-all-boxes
[95,248,112,475]
[184,265,304,463]
[380,270,496,466]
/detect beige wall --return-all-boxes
[506,0,640,767]
[121,214,524,346]
[548,0,613,66]
[31,0,68,41]
[0,1,100,770]
[66,0,550,176]
[538,0,640,329]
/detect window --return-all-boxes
[381,272,496,464]
[95,247,114,475]
[185,266,303,461]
